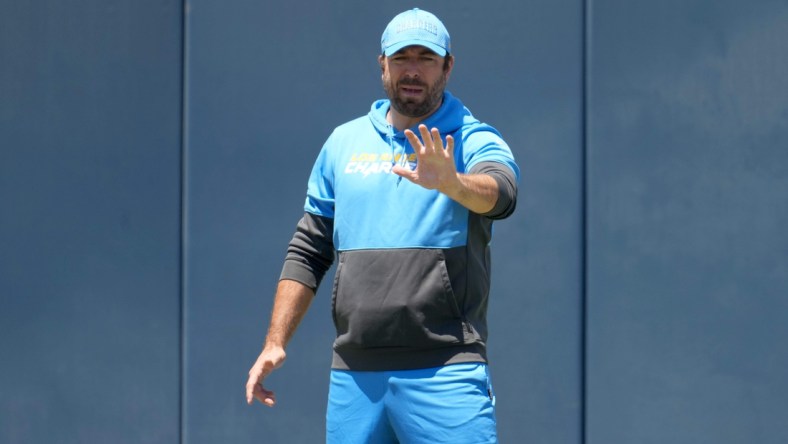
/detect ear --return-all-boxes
[444,55,455,79]
[378,54,386,72]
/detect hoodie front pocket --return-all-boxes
[331,248,465,349]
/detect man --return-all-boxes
[246,8,519,443]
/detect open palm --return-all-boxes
[392,124,458,191]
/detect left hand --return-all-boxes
[392,124,461,194]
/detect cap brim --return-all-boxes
[384,40,447,57]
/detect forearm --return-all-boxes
[264,279,316,350]
[441,172,499,215]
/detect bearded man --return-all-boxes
[246,8,520,443]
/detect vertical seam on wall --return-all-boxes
[179,0,190,443]
[581,0,590,443]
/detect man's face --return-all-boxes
[380,46,453,118]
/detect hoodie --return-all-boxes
[280,91,520,371]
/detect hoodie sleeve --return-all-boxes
[304,136,336,218]
[283,134,337,289]
[461,127,520,220]
[461,128,520,181]
[280,213,336,290]
[469,161,518,220]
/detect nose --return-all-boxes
[403,60,421,78]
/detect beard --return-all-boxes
[383,72,448,118]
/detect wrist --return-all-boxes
[440,173,465,199]
[263,338,286,353]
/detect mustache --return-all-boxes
[397,78,428,87]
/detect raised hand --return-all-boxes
[392,124,500,214]
[392,124,461,194]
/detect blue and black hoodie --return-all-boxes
[280,91,520,371]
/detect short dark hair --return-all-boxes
[443,55,453,71]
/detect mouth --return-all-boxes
[399,86,424,98]
[398,81,426,97]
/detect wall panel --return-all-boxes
[586,1,788,442]
[0,1,183,442]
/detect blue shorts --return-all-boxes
[326,363,497,443]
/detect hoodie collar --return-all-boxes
[368,91,471,139]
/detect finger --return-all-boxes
[404,130,423,159]
[431,128,444,151]
[445,134,454,158]
[392,165,416,180]
[254,385,277,407]
[418,125,434,151]
[263,391,276,407]
[245,373,259,404]
[247,380,277,407]
[246,386,258,405]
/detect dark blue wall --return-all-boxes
[586,1,788,443]
[1,0,786,443]
[0,1,182,442]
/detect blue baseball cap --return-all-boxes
[381,8,451,57]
